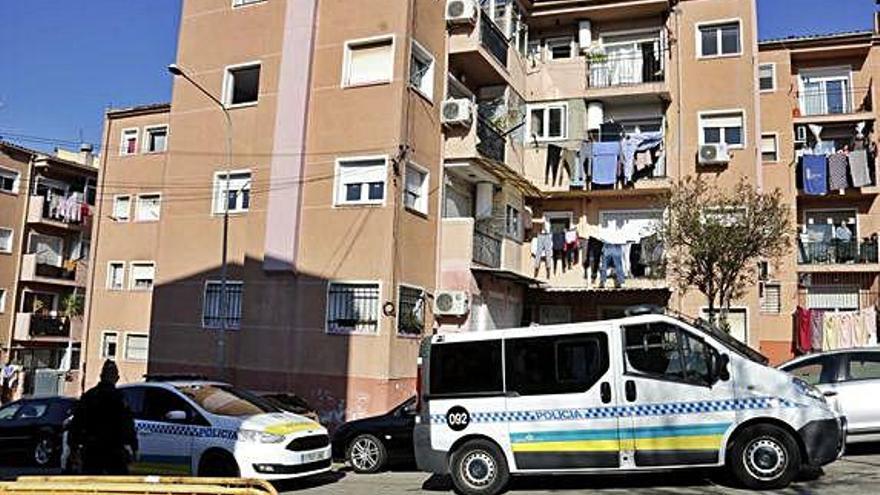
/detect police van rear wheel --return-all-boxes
[450,439,509,495]
[728,424,801,490]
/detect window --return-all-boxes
[505,205,520,239]
[699,111,745,148]
[124,334,149,361]
[698,21,741,57]
[143,126,168,153]
[113,195,131,222]
[0,168,20,194]
[404,164,428,214]
[397,285,425,337]
[699,308,748,343]
[783,356,837,385]
[761,134,778,162]
[0,404,19,420]
[546,37,573,60]
[526,39,542,61]
[107,262,125,290]
[233,0,265,6]
[506,334,608,396]
[135,194,161,222]
[101,332,118,359]
[429,340,503,396]
[759,64,775,92]
[624,322,713,385]
[212,171,251,214]
[129,262,155,291]
[409,41,435,100]
[120,129,138,156]
[528,103,567,141]
[760,283,781,314]
[224,63,261,106]
[799,68,852,116]
[177,384,273,416]
[343,37,394,87]
[0,288,6,313]
[0,228,12,253]
[202,281,243,329]
[326,282,380,334]
[141,388,196,423]
[847,353,880,381]
[335,158,387,206]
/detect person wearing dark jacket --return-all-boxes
[69,360,138,475]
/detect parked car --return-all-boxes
[62,379,331,479]
[332,397,416,473]
[779,348,880,443]
[0,396,76,467]
[261,393,319,422]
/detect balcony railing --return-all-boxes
[479,14,508,67]
[798,239,879,265]
[476,118,506,163]
[473,229,502,268]
[588,46,665,88]
[797,86,873,117]
[34,261,77,281]
[29,315,71,338]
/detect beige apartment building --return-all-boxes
[82,0,879,419]
[0,141,97,397]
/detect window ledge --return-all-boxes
[408,85,434,105]
[225,101,259,110]
[697,53,743,61]
[405,206,429,219]
[142,150,167,155]
[342,80,393,90]
[0,190,19,197]
[326,329,380,337]
[334,202,385,208]
[396,332,424,339]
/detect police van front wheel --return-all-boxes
[728,424,801,490]
[450,439,509,495]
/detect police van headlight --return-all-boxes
[793,377,827,404]
[238,429,286,444]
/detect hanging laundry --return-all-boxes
[621,132,663,184]
[545,144,562,186]
[866,306,878,346]
[810,309,824,352]
[532,233,553,277]
[562,149,577,182]
[802,155,828,195]
[828,151,849,190]
[823,312,839,351]
[849,149,872,187]
[838,312,856,349]
[564,229,578,269]
[591,142,620,186]
[796,306,812,354]
[584,237,603,284]
[572,141,590,188]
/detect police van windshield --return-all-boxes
[176,385,278,417]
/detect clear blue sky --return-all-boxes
[0,0,875,153]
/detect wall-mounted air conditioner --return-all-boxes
[434,291,469,316]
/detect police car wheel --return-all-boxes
[199,450,240,477]
[450,439,509,495]
[347,434,386,473]
[729,424,800,490]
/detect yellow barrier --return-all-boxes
[0,476,278,495]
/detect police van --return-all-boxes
[414,313,844,494]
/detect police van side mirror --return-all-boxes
[164,410,187,423]
[711,352,731,384]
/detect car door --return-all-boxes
[133,386,197,475]
[0,402,23,454]
[505,329,620,471]
[12,400,50,457]
[618,320,737,468]
[780,355,840,415]
[834,352,880,435]
[383,399,416,462]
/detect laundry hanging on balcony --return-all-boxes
[795,305,878,354]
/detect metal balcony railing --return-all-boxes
[476,118,506,163]
[29,315,71,338]
[473,229,502,268]
[588,46,666,88]
[798,239,879,265]
[797,86,873,117]
[479,14,508,67]
[34,260,78,281]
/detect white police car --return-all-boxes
[65,379,331,479]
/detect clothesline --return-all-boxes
[795,306,877,354]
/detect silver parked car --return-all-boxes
[779,348,880,443]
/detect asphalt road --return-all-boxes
[272,443,880,495]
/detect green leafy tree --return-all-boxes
[657,177,793,330]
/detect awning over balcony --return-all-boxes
[471,266,543,285]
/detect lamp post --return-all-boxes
[167,63,232,379]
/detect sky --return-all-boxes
[0,0,876,154]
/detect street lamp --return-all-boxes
[167,63,232,380]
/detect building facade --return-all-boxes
[0,141,97,398]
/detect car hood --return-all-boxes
[212,411,326,436]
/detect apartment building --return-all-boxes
[0,141,97,397]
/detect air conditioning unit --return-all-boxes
[446,0,477,24]
[698,143,730,165]
[441,98,474,127]
[434,291,469,316]
[795,125,808,143]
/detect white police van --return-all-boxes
[65,379,331,479]
[414,313,844,494]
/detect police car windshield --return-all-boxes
[176,385,279,417]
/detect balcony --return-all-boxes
[27,195,92,231]
[14,313,81,342]
[19,254,87,287]
[797,239,880,272]
[441,218,526,277]
[794,85,874,124]
[584,46,669,101]
[473,229,502,268]
[448,12,524,88]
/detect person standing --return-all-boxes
[68,360,138,475]
[0,360,20,405]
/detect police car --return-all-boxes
[64,379,331,479]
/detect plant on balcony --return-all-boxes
[657,177,793,332]
[584,44,607,64]
[61,292,85,321]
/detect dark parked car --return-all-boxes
[0,396,76,467]
[331,397,416,473]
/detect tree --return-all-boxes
[657,176,793,330]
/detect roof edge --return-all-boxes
[106,102,172,118]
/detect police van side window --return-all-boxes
[120,387,145,419]
[143,388,195,423]
[430,340,503,396]
[624,322,712,386]
[506,333,608,396]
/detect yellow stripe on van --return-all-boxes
[511,439,622,453]
[633,435,724,451]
